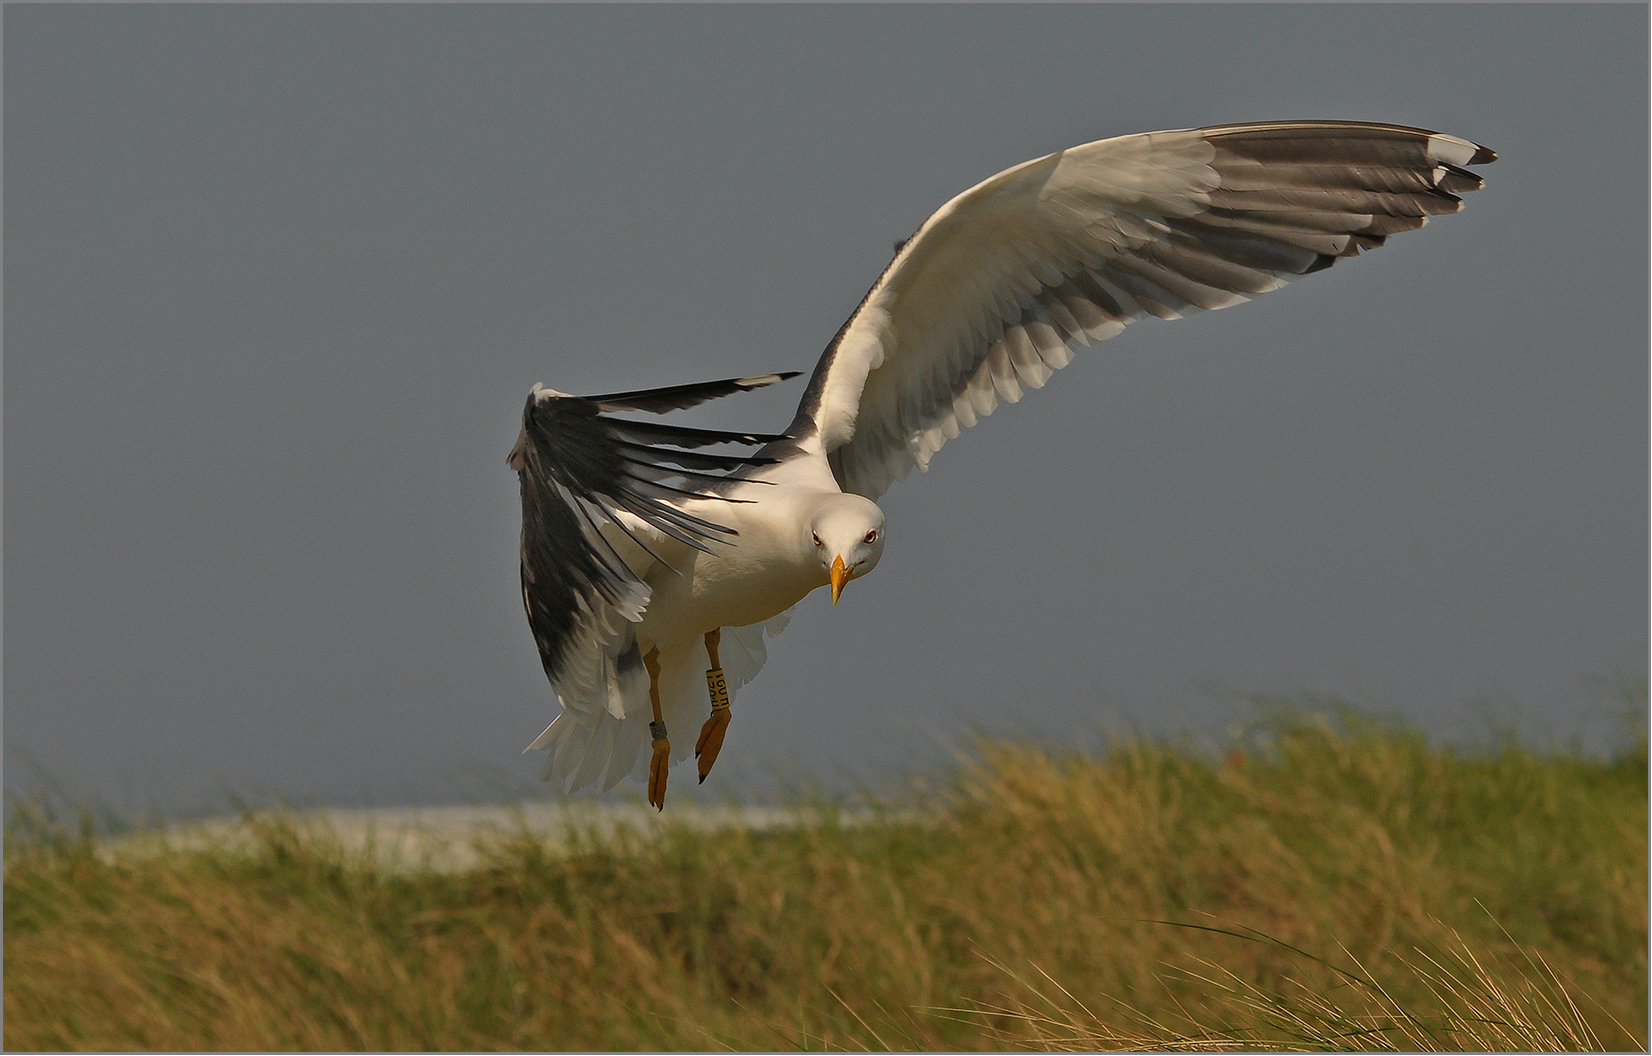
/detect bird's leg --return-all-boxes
[644,647,669,811]
[695,628,732,783]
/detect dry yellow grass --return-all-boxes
[6,708,1646,1050]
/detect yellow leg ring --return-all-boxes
[705,667,729,710]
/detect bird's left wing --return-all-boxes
[509,374,793,705]
[785,121,1495,499]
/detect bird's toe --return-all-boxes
[695,708,732,782]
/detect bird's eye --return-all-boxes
[812,532,822,546]
[864,530,878,545]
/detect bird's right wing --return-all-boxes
[509,374,794,713]
[785,121,1495,499]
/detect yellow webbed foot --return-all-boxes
[648,722,670,811]
[696,628,732,784]
[695,705,730,783]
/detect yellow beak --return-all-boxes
[830,555,850,605]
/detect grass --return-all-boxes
[5,706,1646,1051]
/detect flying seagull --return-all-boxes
[510,120,1495,808]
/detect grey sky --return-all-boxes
[6,5,1647,814]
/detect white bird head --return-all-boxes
[806,493,886,605]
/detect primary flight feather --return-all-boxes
[510,120,1495,807]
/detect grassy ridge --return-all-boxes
[5,710,1646,1051]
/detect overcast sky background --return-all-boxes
[6,5,1647,816]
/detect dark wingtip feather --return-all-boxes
[1436,163,1483,194]
[607,418,791,449]
[1470,144,1498,165]
[590,372,804,414]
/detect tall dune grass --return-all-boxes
[5,707,1645,1051]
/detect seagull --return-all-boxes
[510,120,1495,809]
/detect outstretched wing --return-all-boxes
[509,372,796,695]
[785,121,1496,499]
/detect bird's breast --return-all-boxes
[696,544,822,626]
[641,539,822,645]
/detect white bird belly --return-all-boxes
[639,543,820,649]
